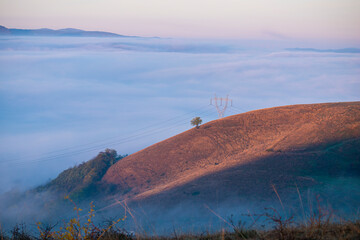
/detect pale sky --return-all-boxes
[0,0,359,41]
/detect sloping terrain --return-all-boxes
[102,102,360,206]
[37,149,125,199]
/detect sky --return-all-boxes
[0,0,360,43]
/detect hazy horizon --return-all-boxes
[1,0,360,42]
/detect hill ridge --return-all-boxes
[102,101,360,204]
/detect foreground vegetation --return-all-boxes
[2,218,359,240]
[1,198,359,240]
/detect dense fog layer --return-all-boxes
[0,36,359,193]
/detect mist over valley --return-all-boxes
[0,27,360,237]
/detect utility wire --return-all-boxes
[231,105,248,112]
[3,106,215,166]
[10,109,215,167]
[1,105,213,163]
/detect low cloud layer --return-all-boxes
[0,36,359,193]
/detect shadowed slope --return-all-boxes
[37,149,125,199]
[102,102,360,204]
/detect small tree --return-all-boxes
[191,117,203,129]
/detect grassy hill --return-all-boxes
[1,102,359,235]
[101,102,360,208]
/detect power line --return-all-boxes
[4,105,214,164]
[2,106,215,167]
[0,105,213,163]
[231,105,248,113]
[9,111,214,167]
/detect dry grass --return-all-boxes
[1,188,360,239]
[1,217,359,239]
[102,102,360,204]
[1,203,359,240]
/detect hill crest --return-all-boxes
[102,102,360,203]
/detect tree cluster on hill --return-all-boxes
[37,149,126,199]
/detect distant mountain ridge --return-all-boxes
[0,25,135,38]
